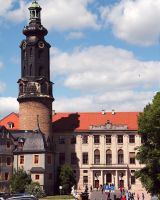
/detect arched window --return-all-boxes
[94,149,100,164]
[30,48,32,57]
[106,149,112,164]
[39,66,43,76]
[118,149,124,164]
[23,66,25,77]
[29,64,32,76]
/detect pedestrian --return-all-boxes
[121,195,126,200]
[90,185,92,192]
[120,186,123,195]
[108,192,110,200]
[125,191,129,200]
[142,193,144,200]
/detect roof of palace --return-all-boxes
[0,111,139,132]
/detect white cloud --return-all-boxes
[0,0,15,16]
[40,0,99,30]
[50,45,160,91]
[100,0,160,46]
[0,97,18,117]
[66,32,85,40]
[53,91,154,112]
[2,0,99,31]
[50,44,160,112]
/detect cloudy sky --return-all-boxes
[0,0,160,118]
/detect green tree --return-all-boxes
[136,92,160,199]
[25,182,46,198]
[10,168,32,193]
[59,164,76,194]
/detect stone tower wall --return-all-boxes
[19,99,52,138]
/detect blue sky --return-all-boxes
[1,0,160,117]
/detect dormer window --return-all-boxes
[7,122,14,129]
[18,138,25,148]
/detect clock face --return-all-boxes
[38,41,45,48]
[22,41,27,49]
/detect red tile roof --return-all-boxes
[0,112,139,132]
[52,112,139,131]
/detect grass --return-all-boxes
[42,195,73,199]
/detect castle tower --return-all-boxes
[17,1,54,139]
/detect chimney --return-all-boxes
[52,110,56,116]
[112,109,115,115]
[102,109,106,115]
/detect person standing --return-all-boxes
[142,193,144,200]
[125,191,129,200]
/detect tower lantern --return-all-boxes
[29,1,41,22]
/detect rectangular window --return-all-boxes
[129,152,136,164]
[34,155,39,164]
[83,170,88,173]
[71,135,76,144]
[82,152,88,164]
[35,174,40,180]
[5,173,9,180]
[20,155,24,165]
[131,176,135,184]
[94,135,100,144]
[6,157,11,166]
[106,135,111,144]
[82,135,88,144]
[83,176,88,185]
[71,153,77,165]
[59,136,65,144]
[47,155,52,164]
[129,135,135,143]
[59,153,65,165]
[117,135,123,143]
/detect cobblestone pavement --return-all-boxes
[90,190,152,200]
[90,190,121,200]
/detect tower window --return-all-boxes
[30,48,32,57]
[29,64,32,76]
[39,66,43,76]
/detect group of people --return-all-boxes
[120,188,145,200]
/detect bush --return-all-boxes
[25,182,46,198]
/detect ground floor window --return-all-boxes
[131,176,135,184]
[106,173,112,183]
[83,176,88,185]
[35,174,40,180]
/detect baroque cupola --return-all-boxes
[17,1,54,140]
